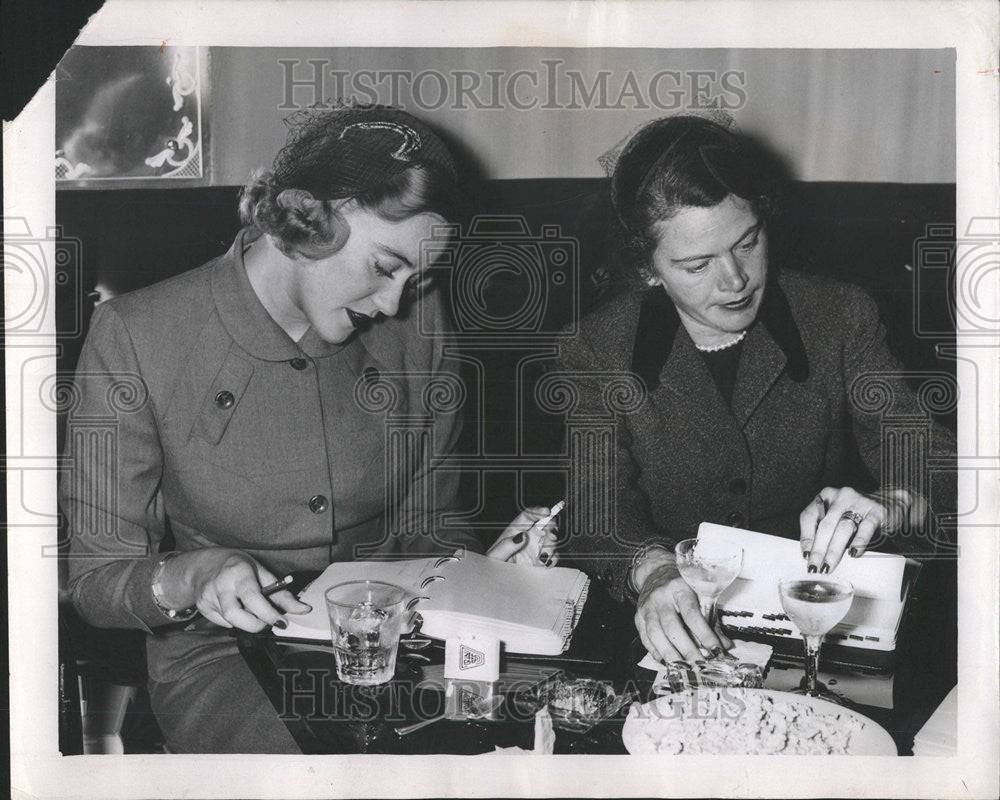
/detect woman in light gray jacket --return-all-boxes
[62,105,555,752]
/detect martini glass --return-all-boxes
[674,538,743,633]
[778,577,855,700]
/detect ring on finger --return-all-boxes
[839,509,864,529]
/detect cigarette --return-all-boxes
[261,575,294,598]
[534,500,566,528]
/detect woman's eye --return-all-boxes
[686,262,710,275]
[738,236,759,253]
[373,260,396,279]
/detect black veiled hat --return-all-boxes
[271,104,459,200]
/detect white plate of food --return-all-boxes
[622,688,897,755]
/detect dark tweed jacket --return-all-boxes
[554,269,956,600]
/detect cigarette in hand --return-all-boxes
[533,500,565,529]
[261,575,294,598]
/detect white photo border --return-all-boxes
[6,1,998,798]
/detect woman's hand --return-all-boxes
[486,506,560,566]
[799,486,917,574]
[159,548,311,632]
[635,563,733,663]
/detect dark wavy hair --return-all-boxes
[610,115,780,283]
[239,106,465,260]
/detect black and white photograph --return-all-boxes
[5,1,998,798]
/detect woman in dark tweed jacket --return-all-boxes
[554,116,956,664]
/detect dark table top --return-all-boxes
[236,560,956,756]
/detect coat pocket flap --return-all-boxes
[193,354,254,445]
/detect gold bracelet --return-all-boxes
[868,486,913,530]
[151,551,198,621]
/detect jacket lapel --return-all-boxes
[730,323,786,427]
[629,278,809,431]
[631,286,739,443]
[733,278,810,425]
[657,327,739,441]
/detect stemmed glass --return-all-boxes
[674,538,744,633]
[778,577,855,700]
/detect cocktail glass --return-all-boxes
[325,580,408,686]
[674,538,743,632]
[778,577,855,700]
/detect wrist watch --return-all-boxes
[151,551,198,621]
[626,539,675,602]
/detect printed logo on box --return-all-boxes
[457,687,481,715]
[459,645,485,670]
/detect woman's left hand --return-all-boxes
[486,506,560,567]
[799,486,911,574]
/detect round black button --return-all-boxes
[308,495,329,514]
[729,478,747,495]
[214,390,235,409]
[726,511,745,527]
[290,358,308,371]
[363,366,380,384]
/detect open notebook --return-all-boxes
[701,523,919,657]
[276,550,591,656]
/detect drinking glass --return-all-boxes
[778,577,855,698]
[325,580,408,686]
[674,538,743,632]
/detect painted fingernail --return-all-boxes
[273,619,287,630]
[848,547,859,558]
[513,532,524,544]
[539,552,550,565]
[807,564,818,574]
[820,564,830,574]
[803,550,811,560]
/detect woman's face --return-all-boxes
[649,194,768,346]
[287,204,443,344]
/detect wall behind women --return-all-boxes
[211,47,955,184]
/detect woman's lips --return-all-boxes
[346,308,372,330]
[720,293,754,311]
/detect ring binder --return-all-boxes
[274,550,591,655]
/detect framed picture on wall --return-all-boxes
[55,45,209,186]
